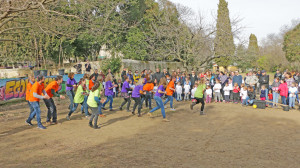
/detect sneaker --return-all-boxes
[126,109,131,112]
[37,125,46,129]
[46,122,51,126]
[66,115,70,120]
[170,108,176,111]
[99,114,106,118]
[89,122,93,128]
[164,106,168,109]
[25,120,33,126]
[138,114,142,117]
[132,112,135,115]
[102,107,107,110]
[85,115,90,119]
[119,107,122,111]
[162,118,170,122]
[52,121,58,125]
[94,125,100,129]
[200,111,206,115]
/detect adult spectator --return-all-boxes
[219,71,228,101]
[141,69,146,78]
[274,69,282,80]
[190,70,198,89]
[232,71,243,87]
[92,69,99,81]
[99,70,105,81]
[74,61,82,74]
[107,69,112,76]
[177,68,181,76]
[121,68,127,82]
[245,71,259,88]
[163,68,170,77]
[152,68,164,84]
[127,70,134,83]
[259,70,269,99]
[133,70,141,83]
[85,60,91,74]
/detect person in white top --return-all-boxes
[184,82,191,101]
[176,83,182,101]
[288,82,298,108]
[191,84,197,99]
[228,78,233,101]
[241,86,248,105]
[223,83,231,103]
[205,85,212,103]
[213,79,222,102]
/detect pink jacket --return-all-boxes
[278,83,288,97]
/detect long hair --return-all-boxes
[159,77,167,88]
[68,72,74,79]
[55,75,63,81]
[105,74,112,82]
[136,78,144,86]
[83,74,90,80]
[91,82,100,92]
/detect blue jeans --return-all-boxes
[141,91,152,109]
[265,88,269,101]
[27,101,34,117]
[245,97,254,105]
[66,90,75,110]
[242,99,247,105]
[273,92,279,105]
[98,103,103,115]
[27,102,43,127]
[150,96,166,118]
[103,95,113,109]
[83,95,89,116]
[163,95,174,108]
[44,98,57,122]
[281,96,287,105]
[289,97,295,107]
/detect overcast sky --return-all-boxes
[169,0,300,43]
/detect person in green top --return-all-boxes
[66,78,89,120]
[87,82,105,129]
[190,78,206,115]
[96,76,105,117]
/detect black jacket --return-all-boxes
[259,75,269,89]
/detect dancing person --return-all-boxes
[119,76,132,112]
[66,72,77,110]
[102,74,117,111]
[131,78,145,116]
[147,77,170,122]
[190,78,206,115]
[25,75,35,119]
[89,74,96,91]
[25,75,50,129]
[163,76,176,110]
[142,76,154,110]
[44,75,65,125]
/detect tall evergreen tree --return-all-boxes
[247,34,260,67]
[214,0,235,67]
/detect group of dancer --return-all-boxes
[24,69,207,129]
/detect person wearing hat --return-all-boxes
[274,69,282,81]
[259,70,269,100]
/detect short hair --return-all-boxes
[68,72,74,78]
[37,75,44,82]
[55,75,63,81]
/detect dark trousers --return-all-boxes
[132,97,142,114]
[233,92,240,103]
[89,106,99,126]
[195,98,205,111]
[120,97,131,110]
[44,98,57,122]
[141,92,152,109]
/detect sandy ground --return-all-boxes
[0,97,300,168]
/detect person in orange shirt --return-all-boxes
[142,75,154,109]
[163,76,176,111]
[89,74,96,91]
[44,75,65,125]
[26,75,50,129]
[26,75,35,118]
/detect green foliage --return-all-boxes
[283,23,300,62]
[247,34,260,67]
[214,0,235,67]
[101,57,122,74]
[257,55,269,70]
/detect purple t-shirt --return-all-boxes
[121,81,130,93]
[132,85,143,98]
[105,81,113,96]
[66,78,77,91]
[155,85,165,97]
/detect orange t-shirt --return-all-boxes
[45,81,59,98]
[26,81,33,101]
[166,80,175,96]
[89,80,94,90]
[143,83,154,92]
[29,82,44,102]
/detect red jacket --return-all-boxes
[278,83,288,97]
[233,86,240,93]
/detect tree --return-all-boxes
[247,34,260,68]
[283,23,300,62]
[214,0,235,67]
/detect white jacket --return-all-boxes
[213,83,222,93]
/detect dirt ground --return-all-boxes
[0,97,300,168]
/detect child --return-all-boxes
[240,83,245,102]
[213,79,222,102]
[232,83,240,103]
[131,78,145,116]
[288,82,298,109]
[205,85,212,103]
[272,77,280,107]
[260,85,267,101]
[246,86,255,106]
[184,79,191,101]
[228,78,233,101]
[191,84,198,99]
[190,78,206,115]
[278,79,288,105]
[241,86,248,106]
[223,83,231,103]
[119,76,132,112]
[176,82,182,101]
[268,90,273,106]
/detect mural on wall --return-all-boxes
[0,74,83,101]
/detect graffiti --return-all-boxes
[0,74,83,101]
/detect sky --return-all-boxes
[169,0,300,43]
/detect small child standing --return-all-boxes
[223,83,231,103]
[205,85,212,103]
[289,82,298,109]
[184,81,191,101]
[213,79,222,102]
[232,83,240,103]
[260,85,267,101]
[191,84,197,99]
[240,83,245,102]
[228,78,233,102]
[268,90,273,106]
[241,86,248,105]
[176,82,182,101]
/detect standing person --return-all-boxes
[142,76,154,110]
[25,75,50,129]
[260,85,267,101]
[288,83,298,109]
[147,77,170,122]
[92,69,99,81]
[163,68,170,77]
[241,86,248,106]
[274,70,282,81]
[25,75,35,119]
[66,73,77,111]
[131,78,144,116]
[223,83,231,103]
[67,78,88,120]
[232,71,243,87]
[85,60,92,74]
[184,78,191,101]
[119,76,132,112]
[152,68,164,85]
[74,61,82,74]
[191,84,198,100]
[102,74,117,111]
[163,76,176,110]
[259,70,269,100]
[87,82,105,129]
[127,70,134,84]
[219,71,228,101]
[175,82,182,101]
[232,83,240,103]
[133,70,141,83]
[205,85,212,103]
[213,79,222,102]
[245,71,259,90]
[272,77,280,107]
[44,76,65,125]
[278,79,288,105]
[190,70,198,89]
[121,68,127,82]
[190,78,207,115]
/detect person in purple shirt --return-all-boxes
[131,78,145,117]
[66,73,77,110]
[148,77,169,122]
[102,74,117,111]
[119,76,132,112]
